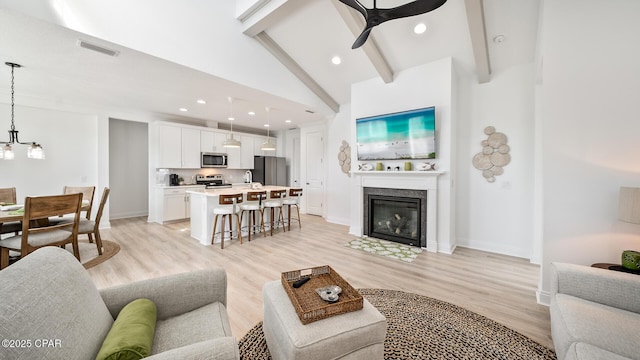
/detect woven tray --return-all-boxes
[281,265,363,324]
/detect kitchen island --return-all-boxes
[187,185,288,245]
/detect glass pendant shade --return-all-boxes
[27,143,45,159]
[260,138,276,151]
[222,134,241,148]
[1,144,14,160]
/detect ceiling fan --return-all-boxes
[338,0,448,49]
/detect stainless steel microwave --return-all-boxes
[201,152,227,168]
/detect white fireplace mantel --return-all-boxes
[350,170,444,252]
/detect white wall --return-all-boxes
[0,104,99,204]
[109,118,148,219]
[538,0,640,302]
[456,63,536,259]
[325,104,352,225]
[347,58,455,252]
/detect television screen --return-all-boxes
[356,106,436,161]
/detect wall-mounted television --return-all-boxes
[356,106,436,161]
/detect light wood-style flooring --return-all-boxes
[87,214,553,349]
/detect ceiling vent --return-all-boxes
[305,109,315,114]
[77,40,120,57]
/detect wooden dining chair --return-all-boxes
[76,187,110,255]
[63,186,95,220]
[0,187,21,236]
[0,193,83,269]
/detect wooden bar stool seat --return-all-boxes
[211,193,243,249]
[239,191,267,241]
[282,188,303,231]
[264,189,287,236]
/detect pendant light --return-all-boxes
[260,106,276,151]
[1,62,45,160]
[222,96,241,148]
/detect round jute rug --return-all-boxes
[238,289,556,360]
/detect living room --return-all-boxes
[1,1,639,359]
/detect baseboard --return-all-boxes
[325,215,350,226]
[537,290,550,306]
[457,237,531,260]
[110,211,148,220]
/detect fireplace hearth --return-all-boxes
[363,187,427,247]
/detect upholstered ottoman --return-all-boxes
[262,280,387,360]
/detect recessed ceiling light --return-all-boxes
[264,124,270,127]
[197,99,206,104]
[228,117,235,121]
[414,23,427,34]
[248,111,255,116]
[285,120,292,123]
[331,56,341,65]
[179,108,188,112]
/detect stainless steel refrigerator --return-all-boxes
[253,156,287,186]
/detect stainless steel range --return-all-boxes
[196,174,231,189]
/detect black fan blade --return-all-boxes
[352,27,373,49]
[383,0,447,21]
[338,0,367,18]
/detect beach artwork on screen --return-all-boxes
[356,107,436,160]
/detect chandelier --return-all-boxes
[222,96,241,148]
[0,62,44,160]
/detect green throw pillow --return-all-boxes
[95,298,157,360]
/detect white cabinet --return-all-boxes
[201,130,228,154]
[181,128,201,168]
[226,135,255,169]
[158,186,204,223]
[157,124,201,169]
[158,124,182,168]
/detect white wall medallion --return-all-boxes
[338,140,352,177]
[472,126,511,183]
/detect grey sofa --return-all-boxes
[550,262,640,360]
[0,246,240,360]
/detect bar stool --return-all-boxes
[239,191,266,241]
[282,188,303,231]
[211,193,243,249]
[264,189,287,236]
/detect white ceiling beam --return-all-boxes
[255,32,340,113]
[464,0,491,83]
[330,0,394,84]
[241,0,307,37]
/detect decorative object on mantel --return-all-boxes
[416,162,436,171]
[359,163,374,171]
[472,126,511,182]
[337,140,351,176]
[0,62,45,160]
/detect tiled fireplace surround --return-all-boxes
[350,171,443,252]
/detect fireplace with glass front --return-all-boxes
[363,187,427,247]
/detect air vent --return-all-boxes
[77,40,120,57]
[305,109,315,114]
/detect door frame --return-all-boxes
[299,122,326,216]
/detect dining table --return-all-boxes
[0,200,91,227]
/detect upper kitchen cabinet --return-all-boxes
[157,124,201,169]
[226,134,255,169]
[201,130,228,154]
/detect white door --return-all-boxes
[305,131,323,215]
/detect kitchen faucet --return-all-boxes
[244,170,252,184]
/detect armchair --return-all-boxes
[0,246,239,360]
